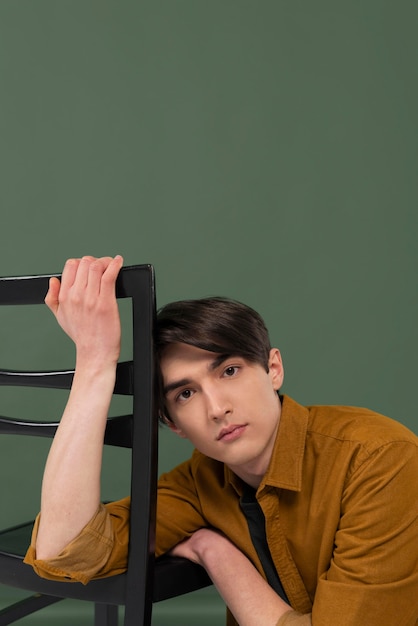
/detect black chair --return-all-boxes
[0,265,210,626]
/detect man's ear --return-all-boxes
[268,348,284,391]
[165,417,188,439]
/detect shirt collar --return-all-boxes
[225,395,309,494]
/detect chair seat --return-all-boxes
[0,522,33,558]
[0,521,127,604]
[0,520,211,604]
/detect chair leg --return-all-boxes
[94,603,118,626]
[0,594,62,626]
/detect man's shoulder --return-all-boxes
[280,397,418,492]
[304,402,418,451]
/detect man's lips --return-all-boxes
[216,424,247,442]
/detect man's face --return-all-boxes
[161,342,284,485]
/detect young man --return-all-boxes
[24,256,418,626]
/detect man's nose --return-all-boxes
[205,387,232,421]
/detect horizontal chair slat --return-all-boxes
[0,264,151,305]
[0,414,133,447]
[0,275,54,305]
[0,361,134,394]
[0,417,58,437]
[0,369,74,389]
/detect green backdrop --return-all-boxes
[1,1,417,622]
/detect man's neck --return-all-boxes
[228,415,281,489]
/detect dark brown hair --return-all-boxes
[156,297,271,423]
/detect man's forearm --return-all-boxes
[170,529,294,626]
[35,364,115,560]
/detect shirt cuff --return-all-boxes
[23,504,116,585]
[276,611,312,625]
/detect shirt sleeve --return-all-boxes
[311,440,418,625]
[276,612,312,625]
[23,455,208,583]
[23,498,131,584]
[23,451,209,584]
[156,455,209,556]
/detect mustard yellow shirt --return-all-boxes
[25,396,418,626]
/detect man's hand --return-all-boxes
[45,255,123,367]
[169,528,221,565]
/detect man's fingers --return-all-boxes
[72,256,98,290]
[60,258,81,293]
[98,255,124,297]
[44,276,61,314]
[46,255,124,313]
[83,256,123,297]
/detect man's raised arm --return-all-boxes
[35,255,124,560]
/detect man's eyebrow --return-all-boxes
[208,354,230,371]
[163,354,232,396]
[163,378,192,396]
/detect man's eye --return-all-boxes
[224,366,238,377]
[177,389,193,402]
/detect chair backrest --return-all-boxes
[0,264,157,625]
